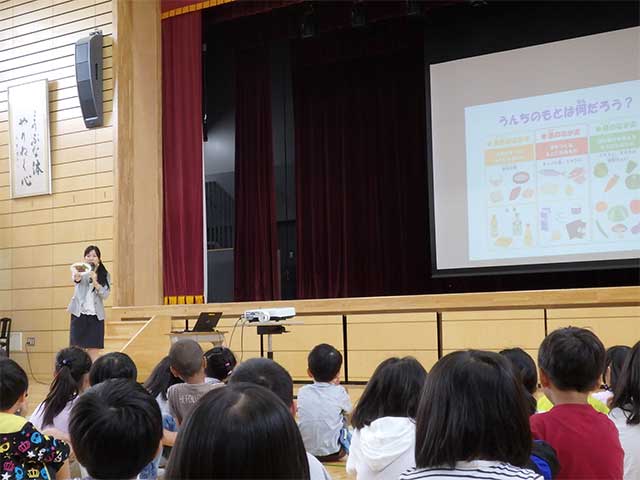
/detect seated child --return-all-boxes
[204,346,237,383]
[400,350,541,480]
[88,352,137,386]
[531,327,623,479]
[609,340,640,479]
[228,357,333,480]
[0,358,70,480]
[30,347,92,440]
[499,348,560,479]
[69,378,163,480]
[593,345,630,405]
[167,339,222,425]
[165,383,310,479]
[347,357,427,480]
[144,356,183,462]
[297,343,352,461]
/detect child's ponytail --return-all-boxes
[41,347,91,427]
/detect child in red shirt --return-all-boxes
[530,327,623,479]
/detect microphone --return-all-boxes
[89,263,96,283]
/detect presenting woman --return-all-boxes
[68,245,111,361]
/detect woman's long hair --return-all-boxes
[165,383,310,479]
[84,245,109,289]
[610,341,640,425]
[41,347,92,427]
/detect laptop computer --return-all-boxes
[191,312,223,332]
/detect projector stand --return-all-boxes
[256,324,287,360]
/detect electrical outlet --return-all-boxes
[10,333,23,352]
[26,337,36,347]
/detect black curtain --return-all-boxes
[294,23,430,299]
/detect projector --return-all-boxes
[243,308,296,323]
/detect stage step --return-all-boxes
[103,335,132,353]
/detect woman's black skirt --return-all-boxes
[70,314,104,349]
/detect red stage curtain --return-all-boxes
[294,24,429,299]
[234,47,281,301]
[162,11,204,304]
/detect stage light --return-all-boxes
[351,1,366,28]
[300,2,316,39]
[406,0,422,16]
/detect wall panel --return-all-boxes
[547,307,640,347]
[1,0,114,379]
[347,312,438,380]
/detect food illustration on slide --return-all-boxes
[566,219,587,239]
[482,116,639,250]
[468,80,640,261]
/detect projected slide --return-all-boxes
[465,80,640,261]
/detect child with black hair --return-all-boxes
[228,357,332,480]
[499,348,560,480]
[145,356,183,421]
[346,357,427,480]
[30,347,92,440]
[593,345,631,406]
[88,351,137,386]
[499,348,538,413]
[609,340,640,479]
[144,357,183,463]
[204,346,237,382]
[531,327,623,479]
[400,350,542,480]
[69,378,163,480]
[167,339,222,425]
[165,383,311,479]
[0,358,71,480]
[297,343,352,461]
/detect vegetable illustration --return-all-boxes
[596,220,608,238]
[593,163,608,178]
[631,200,640,214]
[604,175,619,192]
[509,187,521,201]
[595,201,608,213]
[626,174,640,190]
[627,160,638,174]
[608,205,629,222]
[611,224,627,234]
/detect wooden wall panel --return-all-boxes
[442,309,545,354]
[347,312,438,380]
[1,0,114,379]
[547,306,640,347]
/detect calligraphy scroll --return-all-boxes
[8,80,52,198]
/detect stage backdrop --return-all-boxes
[293,24,430,299]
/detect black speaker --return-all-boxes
[75,31,103,128]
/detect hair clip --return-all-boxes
[58,358,72,368]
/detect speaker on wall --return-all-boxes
[75,31,103,128]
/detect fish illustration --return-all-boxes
[539,169,564,176]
